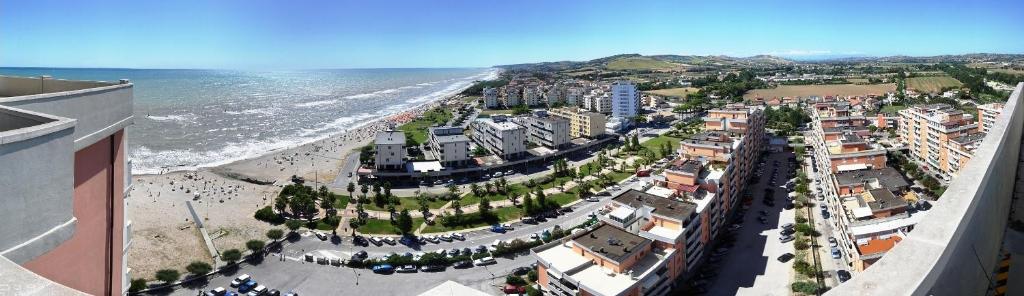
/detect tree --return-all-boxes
[470,183,482,196]
[396,209,414,234]
[128,278,148,293]
[186,261,213,276]
[447,184,461,200]
[523,194,536,216]
[499,177,509,193]
[484,182,493,194]
[221,249,242,263]
[274,196,288,214]
[266,229,284,241]
[285,219,303,234]
[347,182,356,200]
[246,239,266,255]
[535,188,548,210]
[479,197,493,218]
[360,183,369,201]
[154,269,180,284]
[631,134,640,149]
[508,192,520,206]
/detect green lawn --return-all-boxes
[880,104,908,114]
[480,109,514,116]
[363,196,448,212]
[644,87,701,98]
[548,192,579,206]
[641,135,684,155]
[357,217,425,235]
[398,109,452,145]
[420,206,523,233]
[906,76,962,93]
[333,195,351,210]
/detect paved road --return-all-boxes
[706,151,797,296]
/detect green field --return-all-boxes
[363,195,449,212]
[641,135,684,154]
[744,84,896,99]
[606,57,678,71]
[906,76,962,93]
[420,206,523,233]
[879,105,909,115]
[398,109,452,145]
[357,217,425,235]
[645,87,701,98]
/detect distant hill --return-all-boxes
[495,53,796,72]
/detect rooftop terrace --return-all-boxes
[612,189,697,220]
[573,223,651,264]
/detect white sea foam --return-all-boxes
[224,107,278,116]
[147,114,194,122]
[295,99,338,108]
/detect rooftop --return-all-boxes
[864,188,906,212]
[666,159,702,175]
[573,223,651,264]
[835,167,910,190]
[612,189,697,220]
[375,130,406,145]
[429,127,470,144]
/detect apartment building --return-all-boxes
[611,80,640,120]
[374,130,406,170]
[585,91,612,114]
[0,75,133,295]
[483,87,499,109]
[977,102,1004,133]
[547,85,564,106]
[504,86,521,107]
[548,107,607,138]
[524,85,544,107]
[566,87,583,107]
[427,126,471,167]
[511,111,570,149]
[469,116,528,159]
[532,222,681,296]
[810,100,919,272]
[897,104,979,178]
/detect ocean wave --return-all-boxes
[224,107,278,116]
[147,114,194,122]
[295,99,338,108]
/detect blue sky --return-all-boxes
[2,0,1022,69]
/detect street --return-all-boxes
[705,151,796,296]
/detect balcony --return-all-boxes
[826,83,1024,295]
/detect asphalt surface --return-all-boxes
[705,151,797,296]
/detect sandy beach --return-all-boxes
[126,95,463,279]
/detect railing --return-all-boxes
[826,83,1024,296]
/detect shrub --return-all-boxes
[266,229,284,241]
[795,217,808,224]
[221,249,242,263]
[506,275,527,286]
[254,206,284,224]
[154,269,180,284]
[285,220,303,232]
[795,223,813,234]
[527,270,538,282]
[128,278,147,293]
[246,239,266,254]
[794,238,810,250]
[791,281,819,294]
[186,261,213,276]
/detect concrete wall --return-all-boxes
[0,76,111,98]
[827,83,1024,296]
[0,108,77,263]
[0,79,133,150]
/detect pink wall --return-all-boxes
[24,130,124,296]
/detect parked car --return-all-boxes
[475,245,489,253]
[447,248,460,256]
[512,266,532,276]
[396,265,418,273]
[522,217,537,224]
[266,289,281,296]
[207,287,227,296]
[474,257,496,266]
[451,233,466,240]
[501,223,514,230]
[238,280,258,293]
[502,285,527,294]
[461,248,473,256]
[439,234,453,241]
[780,223,794,229]
[779,235,795,243]
[829,237,838,248]
[230,274,251,287]
[837,270,852,282]
[530,233,540,241]
[490,224,506,233]
[781,228,795,236]
[372,264,395,273]
[421,265,445,272]
[453,260,473,268]
[831,247,841,259]
[369,237,383,246]
[247,285,267,296]
[383,237,397,245]
[777,253,795,262]
[314,231,327,241]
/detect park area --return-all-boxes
[905,76,963,93]
[645,87,701,98]
[744,84,896,99]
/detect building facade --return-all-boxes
[504,86,521,107]
[978,102,1005,134]
[428,126,471,167]
[897,104,979,178]
[611,80,640,120]
[511,111,570,149]
[483,87,499,109]
[374,130,406,170]
[524,85,543,107]
[470,116,528,159]
[0,75,134,295]
[548,107,606,138]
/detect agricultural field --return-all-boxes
[606,57,679,70]
[644,87,701,98]
[744,83,896,99]
[905,76,962,93]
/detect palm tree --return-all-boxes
[470,183,482,196]
[508,192,520,206]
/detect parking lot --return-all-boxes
[704,151,797,296]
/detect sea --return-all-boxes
[0,67,498,174]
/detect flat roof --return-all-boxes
[667,159,702,175]
[418,280,491,296]
[375,130,405,145]
[573,223,650,264]
[612,189,696,220]
[536,242,592,273]
[866,188,906,212]
[835,167,910,190]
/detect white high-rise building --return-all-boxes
[523,85,543,106]
[470,116,528,159]
[565,87,583,107]
[611,80,639,120]
[584,91,612,114]
[546,85,564,106]
[504,87,521,107]
[483,87,499,109]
